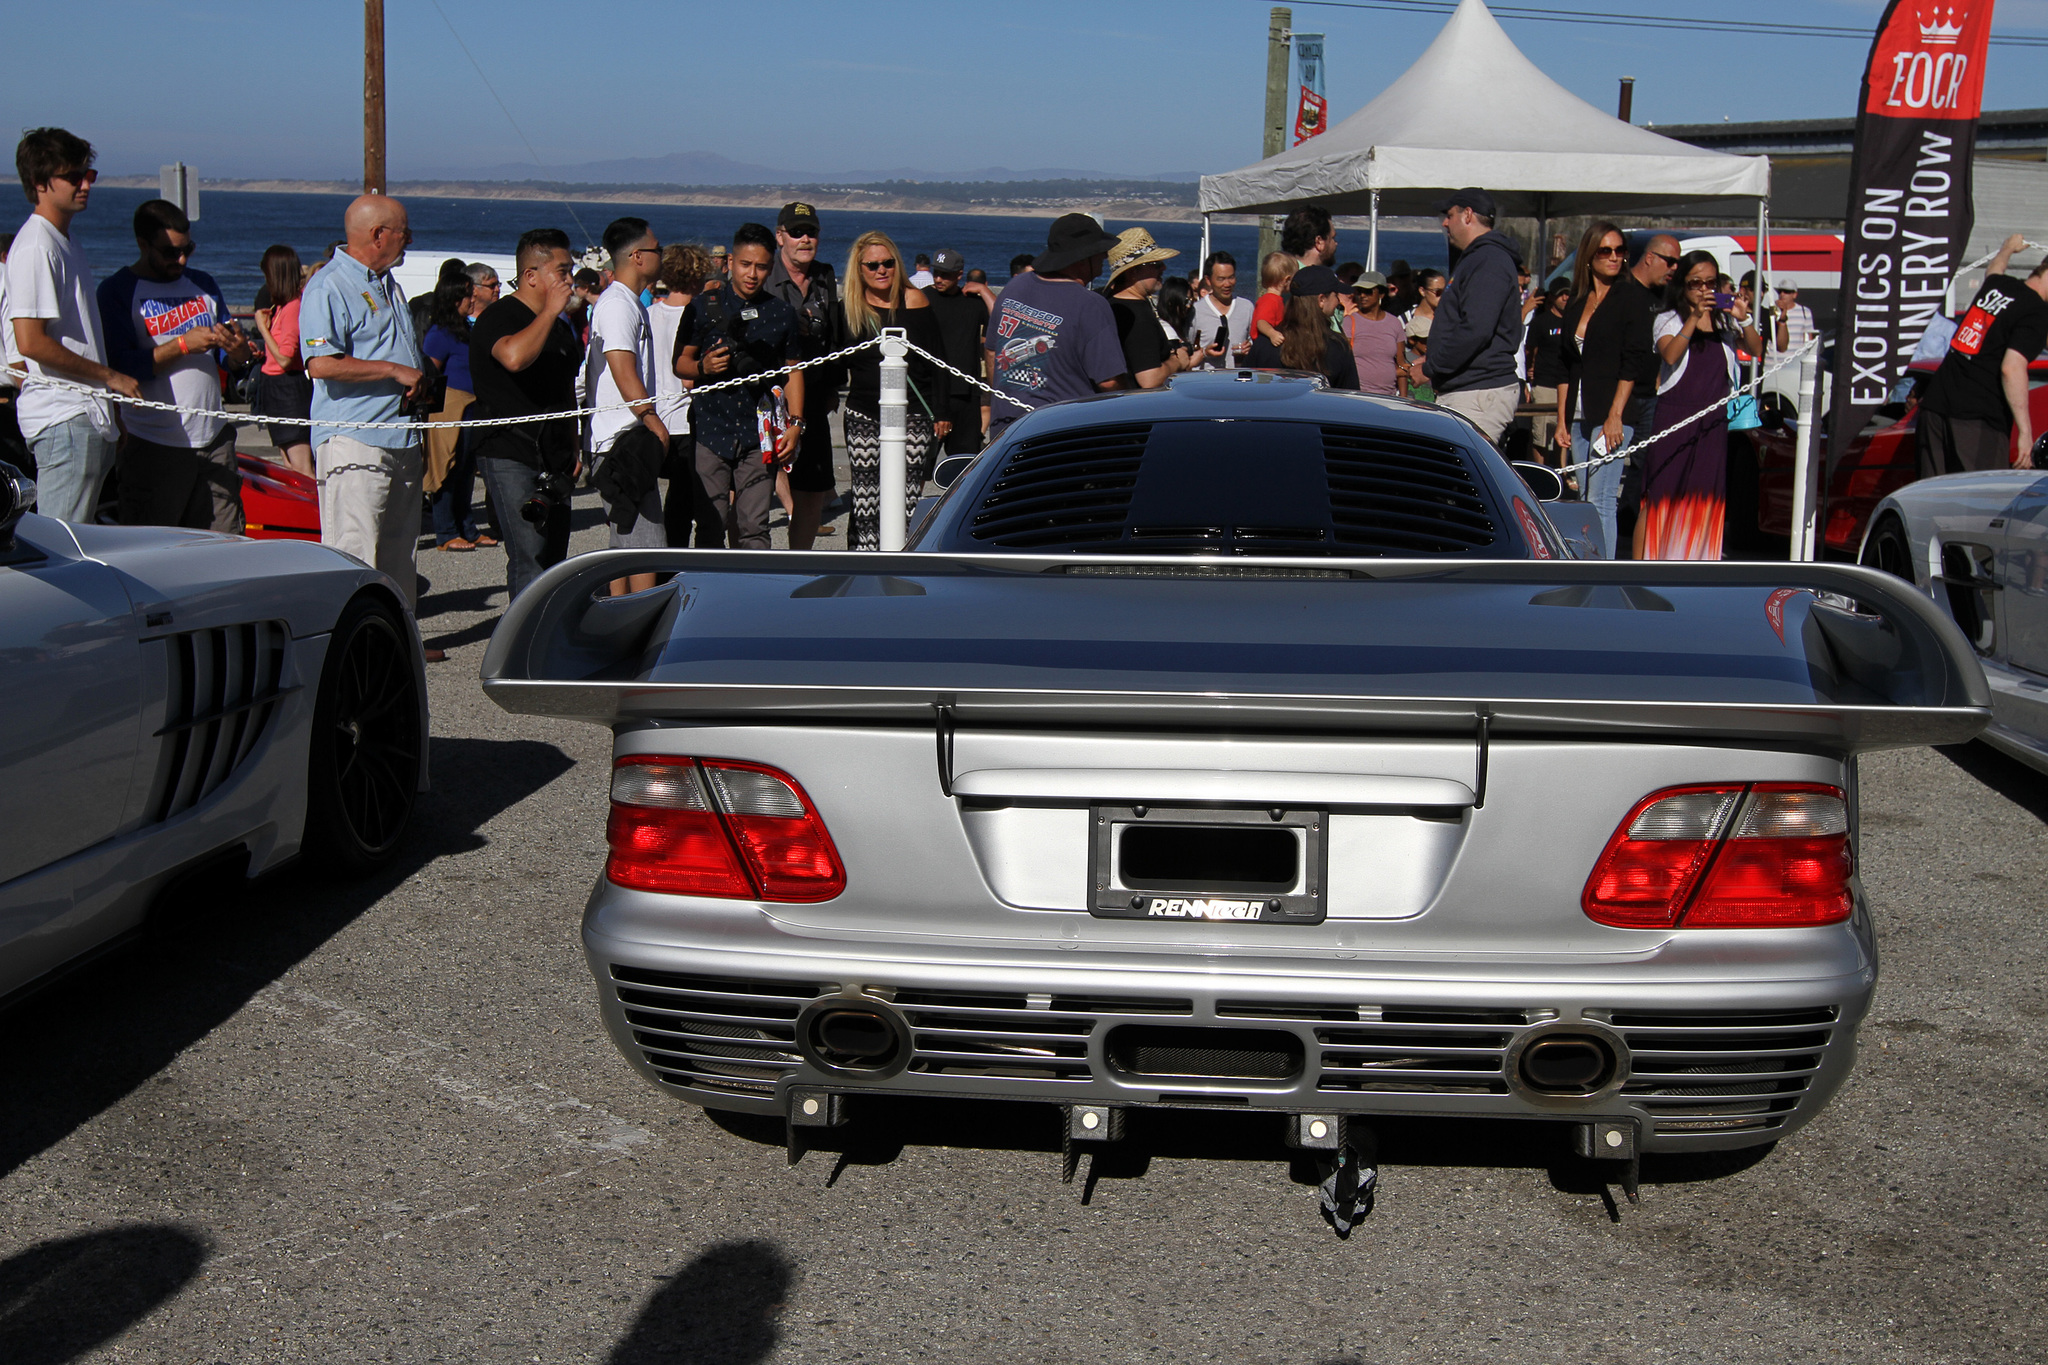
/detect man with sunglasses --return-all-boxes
[766,202,843,548]
[97,198,251,531]
[1628,235,1682,434]
[5,127,140,523]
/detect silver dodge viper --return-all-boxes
[483,373,1987,1209]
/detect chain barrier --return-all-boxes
[11,334,888,433]
[895,339,1034,413]
[1553,337,1821,476]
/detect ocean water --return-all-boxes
[51,187,1448,307]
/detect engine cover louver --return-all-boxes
[1321,426,1500,555]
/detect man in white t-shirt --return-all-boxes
[97,198,255,530]
[583,217,668,594]
[3,128,141,522]
[1188,250,1255,369]
[1772,280,1817,356]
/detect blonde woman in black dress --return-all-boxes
[840,230,949,549]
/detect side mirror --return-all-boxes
[932,454,977,490]
[1509,461,1564,502]
[0,461,33,554]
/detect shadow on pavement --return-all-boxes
[709,1098,1775,1195]
[1937,739,2048,823]
[0,1223,209,1365]
[607,1238,791,1365]
[0,735,575,1180]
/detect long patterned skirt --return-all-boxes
[1639,347,1732,561]
[845,408,934,550]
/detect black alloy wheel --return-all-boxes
[1860,513,1914,582]
[303,593,422,874]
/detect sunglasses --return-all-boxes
[50,168,98,186]
[1594,245,1628,258]
[155,239,198,259]
[1650,251,1682,268]
[784,228,818,240]
[1685,277,1717,289]
[861,259,897,272]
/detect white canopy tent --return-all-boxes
[1198,0,1772,268]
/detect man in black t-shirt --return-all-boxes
[765,201,844,547]
[468,228,582,602]
[1919,236,2048,479]
[921,248,991,454]
[674,222,804,550]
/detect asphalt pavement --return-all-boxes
[3,485,2046,1364]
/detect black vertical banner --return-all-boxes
[1827,1,1995,490]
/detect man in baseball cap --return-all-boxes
[923,248,995,454]
[1423,186,1527,444]
[984,214,1127,435]
[766,200,842,546]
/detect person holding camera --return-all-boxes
[469,228,582,604]
[766,202,844,548]
[674,222,805,550]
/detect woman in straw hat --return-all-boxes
[1104,228,1222,388]
[839,229,947,549]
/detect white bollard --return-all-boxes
[1789,350,1820,561]
[878,328,909,552]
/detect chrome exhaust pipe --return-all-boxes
[1505,1023,1629,1106]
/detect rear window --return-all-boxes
[956,419,1509,557]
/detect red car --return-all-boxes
[1758,355,2048,555]
[236,452,321,542]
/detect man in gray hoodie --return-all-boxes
[1423,188,1526,445]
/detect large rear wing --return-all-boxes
[479,550,1989,753]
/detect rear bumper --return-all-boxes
[584,886,1876,1155]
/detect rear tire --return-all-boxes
[302,593,421,875]
[1860,513,1914,582]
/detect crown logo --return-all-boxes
[1918,6,1965,44]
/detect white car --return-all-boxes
[1862,459,2048,772]
[0,463,427,1005]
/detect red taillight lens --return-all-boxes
[605,756,845,902]
[1583,783,1852,929]
[702,761,846,901]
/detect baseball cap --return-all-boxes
[1775,278,1800,292]
[1351,269,1387,291]
[777,201,821,235]
[933,248,965,274]
[1288,264,1344,298]
[1433,187,1497,218]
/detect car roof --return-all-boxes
[998,369,1492,449]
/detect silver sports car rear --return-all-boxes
[484,547,1985,1160]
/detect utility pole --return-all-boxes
[1259,7,1292,265]
[364,0,386,195]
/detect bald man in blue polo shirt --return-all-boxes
[302,196,435,648]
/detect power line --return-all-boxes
[425,0,597,249]
[1285,0,2048,49]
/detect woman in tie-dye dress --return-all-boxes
[1638,252,1761,560]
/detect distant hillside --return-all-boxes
[449,149,1201,186]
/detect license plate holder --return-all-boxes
[1089,805,1326,924]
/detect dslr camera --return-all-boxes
[519,469,573,527]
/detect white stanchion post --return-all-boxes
[1790,349,1821,561]
[878,327,909,552]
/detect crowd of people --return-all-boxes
[7,124,2047,638]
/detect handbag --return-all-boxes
[1727,392,1762,431]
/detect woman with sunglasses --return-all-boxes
[840,230,948,549]
[1556,222,1655,557]
[1636,250,1754,560]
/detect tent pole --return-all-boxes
[1201,214,1212,274]
[1534,195,1548,282]
[1368,190,1380,272]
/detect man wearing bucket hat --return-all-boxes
[1105,227,1219,389]
[983,213,1127,436]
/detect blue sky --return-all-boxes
[7,0,2045,181]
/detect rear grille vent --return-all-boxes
[147,621,291,823]
[898,987,1190,1083]
[1607,1006,1838,1134]
[608,966,824,1096]
[967,423,1150,549]
[1321,426,1499,555]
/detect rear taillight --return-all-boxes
[1583,783,1851,929]
[606,756,845,901]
